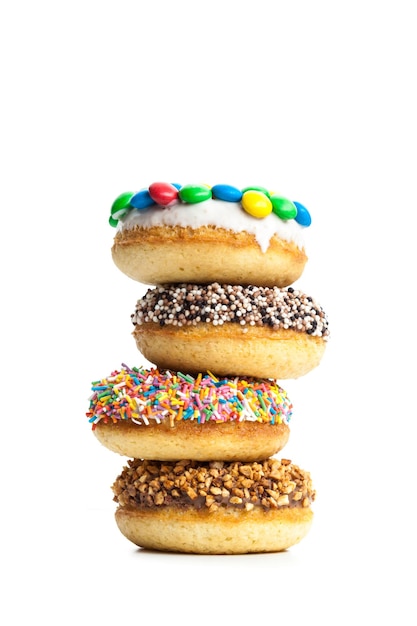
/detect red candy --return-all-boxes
[148,182,179,207]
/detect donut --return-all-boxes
[87,365,293,462]
[112,457,316,554]
[109,183,311,287]
[131,283,330,379]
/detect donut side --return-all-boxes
[133,324,326,379]
[112,225,307,287]
[112,458,315,554]
[94,419,290,462]
[115,506,313,554]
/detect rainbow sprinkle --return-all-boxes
[86,365,293,429]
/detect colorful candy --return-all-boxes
[130,189,155,210]
[293,201,312,227]
[242,190,273,218]
[148,182,179,207]
[179,184,212,204]
[242,185,270,197]
[110,192,135,220]
[211,184,243,202]
[270,195,298,220]
[108,182,312,229]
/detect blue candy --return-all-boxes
[130,189,155,210]
[293,201,312,227]
[212,184,243,202]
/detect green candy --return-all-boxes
[110,191,135,217]
[270,195,297,220]
[179,184,212,204]
[242,186,271,198]
[109,215,119,228]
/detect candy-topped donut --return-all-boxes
[109,183,311,287]
[87,365,293,462]
[131,283,330,379]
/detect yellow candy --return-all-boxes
[242,190,272,218]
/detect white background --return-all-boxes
[1,1,416,624]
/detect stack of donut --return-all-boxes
[87,182,330,554]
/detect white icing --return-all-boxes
[118,199,306,253]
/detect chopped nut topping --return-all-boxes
[154,492,165,506]
[186,487,198,500]
[205,495,216,507]
[277,495,290,506]
[112,458,316,512]
[239,465,253,478]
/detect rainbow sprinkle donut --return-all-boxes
[87,365,293,462]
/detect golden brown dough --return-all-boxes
[112,226,307,287]
[133,324,327,379]
[115,506,313,554]
[94,419,290,462]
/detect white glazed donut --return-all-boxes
[109,182,311,287]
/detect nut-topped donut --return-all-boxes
[131,283,330,379]
[112,457,316,554]
[109,182,311,287]
[87,365,293,461]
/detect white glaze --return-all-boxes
[118,199,307,253]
